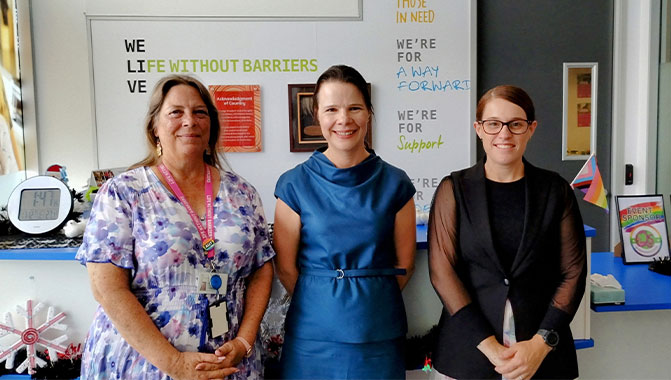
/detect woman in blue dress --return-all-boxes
[273,65,417,379]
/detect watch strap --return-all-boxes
[235,336,253,357]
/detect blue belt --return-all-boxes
[301,267,406,279]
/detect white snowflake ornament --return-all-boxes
[0,300,68,375]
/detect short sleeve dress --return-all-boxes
[76,167,275,380]
[274,149,415,379]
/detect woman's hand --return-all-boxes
[477,335,508,367]
[168,351,237,380]
[494,335,551,380]
[193,339,247,374]
[213,338,248,368]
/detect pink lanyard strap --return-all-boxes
[158,164,215,258]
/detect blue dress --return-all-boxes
[274,149,415,379]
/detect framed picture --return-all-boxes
[561,62,598,161]
[615,195,671,264]
[90,167,125,187]
[287,83,372,152]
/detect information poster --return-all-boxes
[209,85,261,152]
[616,195,671,264]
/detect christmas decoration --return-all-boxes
[0,300,68,375]
[422,356,432,372]
[405,324,438,371]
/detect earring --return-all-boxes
[204,147,211,156]
[156,141,162,157]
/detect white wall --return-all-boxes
[610,0,661,248]
[0,0,98,348]
[32,0,95,191]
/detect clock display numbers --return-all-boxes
[18,189,62,221]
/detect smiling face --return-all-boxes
[316,80,370,160]
[154,84,211,162]
[475,97,537,172]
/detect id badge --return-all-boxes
[197,272,228,295]
[209,301,229,338]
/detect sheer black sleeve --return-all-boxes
[539,180,587,331]
[428,177,494,346]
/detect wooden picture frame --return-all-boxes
[615,194,671,264]
[561,62,598,161]
[287,83,372,152]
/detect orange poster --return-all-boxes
[209,85,261,152]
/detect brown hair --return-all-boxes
[130,75,224,169]
[312,65,373,120]
[476,85,535,121]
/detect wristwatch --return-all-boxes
[537,329,559,349]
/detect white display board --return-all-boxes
[87,0,475,218]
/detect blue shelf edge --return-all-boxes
[415,224,593,250]
[0,376,79,380]
[574,338,595,349]
[0,224,589,258]
[591,302,671,312]
[583,224,596,237]
[0,247,78,260]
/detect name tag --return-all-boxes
[197,272,228,295]
[209,301,229,338]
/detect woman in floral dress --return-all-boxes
[76,75,274,380]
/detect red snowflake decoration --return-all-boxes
[0,300,68,375]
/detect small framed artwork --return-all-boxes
[287,83,372,152]
[561,62,598,161]
[615,194,671,264]
[90,167,125,187]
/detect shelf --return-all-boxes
[0,247,78,260]
[584,224,596,238]
[591,251,671,312]
[416,224,427,250]
[0,226,429,260]
[0,376,79,380]
[415,224,594,251]
[0,224,592,259]
[574,338,595,349]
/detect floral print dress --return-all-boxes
[76,167,275,380]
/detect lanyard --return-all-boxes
[158,163,215,258]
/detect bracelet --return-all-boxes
[235,336,253,358]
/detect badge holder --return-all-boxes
[200,270,229,338]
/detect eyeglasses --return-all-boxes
[477,119,532,135]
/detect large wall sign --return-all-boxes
[87,0,475,217]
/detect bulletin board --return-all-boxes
[86,0,475,218]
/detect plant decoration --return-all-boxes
[649,256,671,276]
[0,343,82,379]
[0,205,18,236]
[405,324,438,371]
[258,277,289,379]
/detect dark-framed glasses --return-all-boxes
[477,119,531,135]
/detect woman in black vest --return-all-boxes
[428,85,587,379]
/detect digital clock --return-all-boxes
[7,176,74,234]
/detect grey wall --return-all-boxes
[477,0,614,252]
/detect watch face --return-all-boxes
[546,331,559,346]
